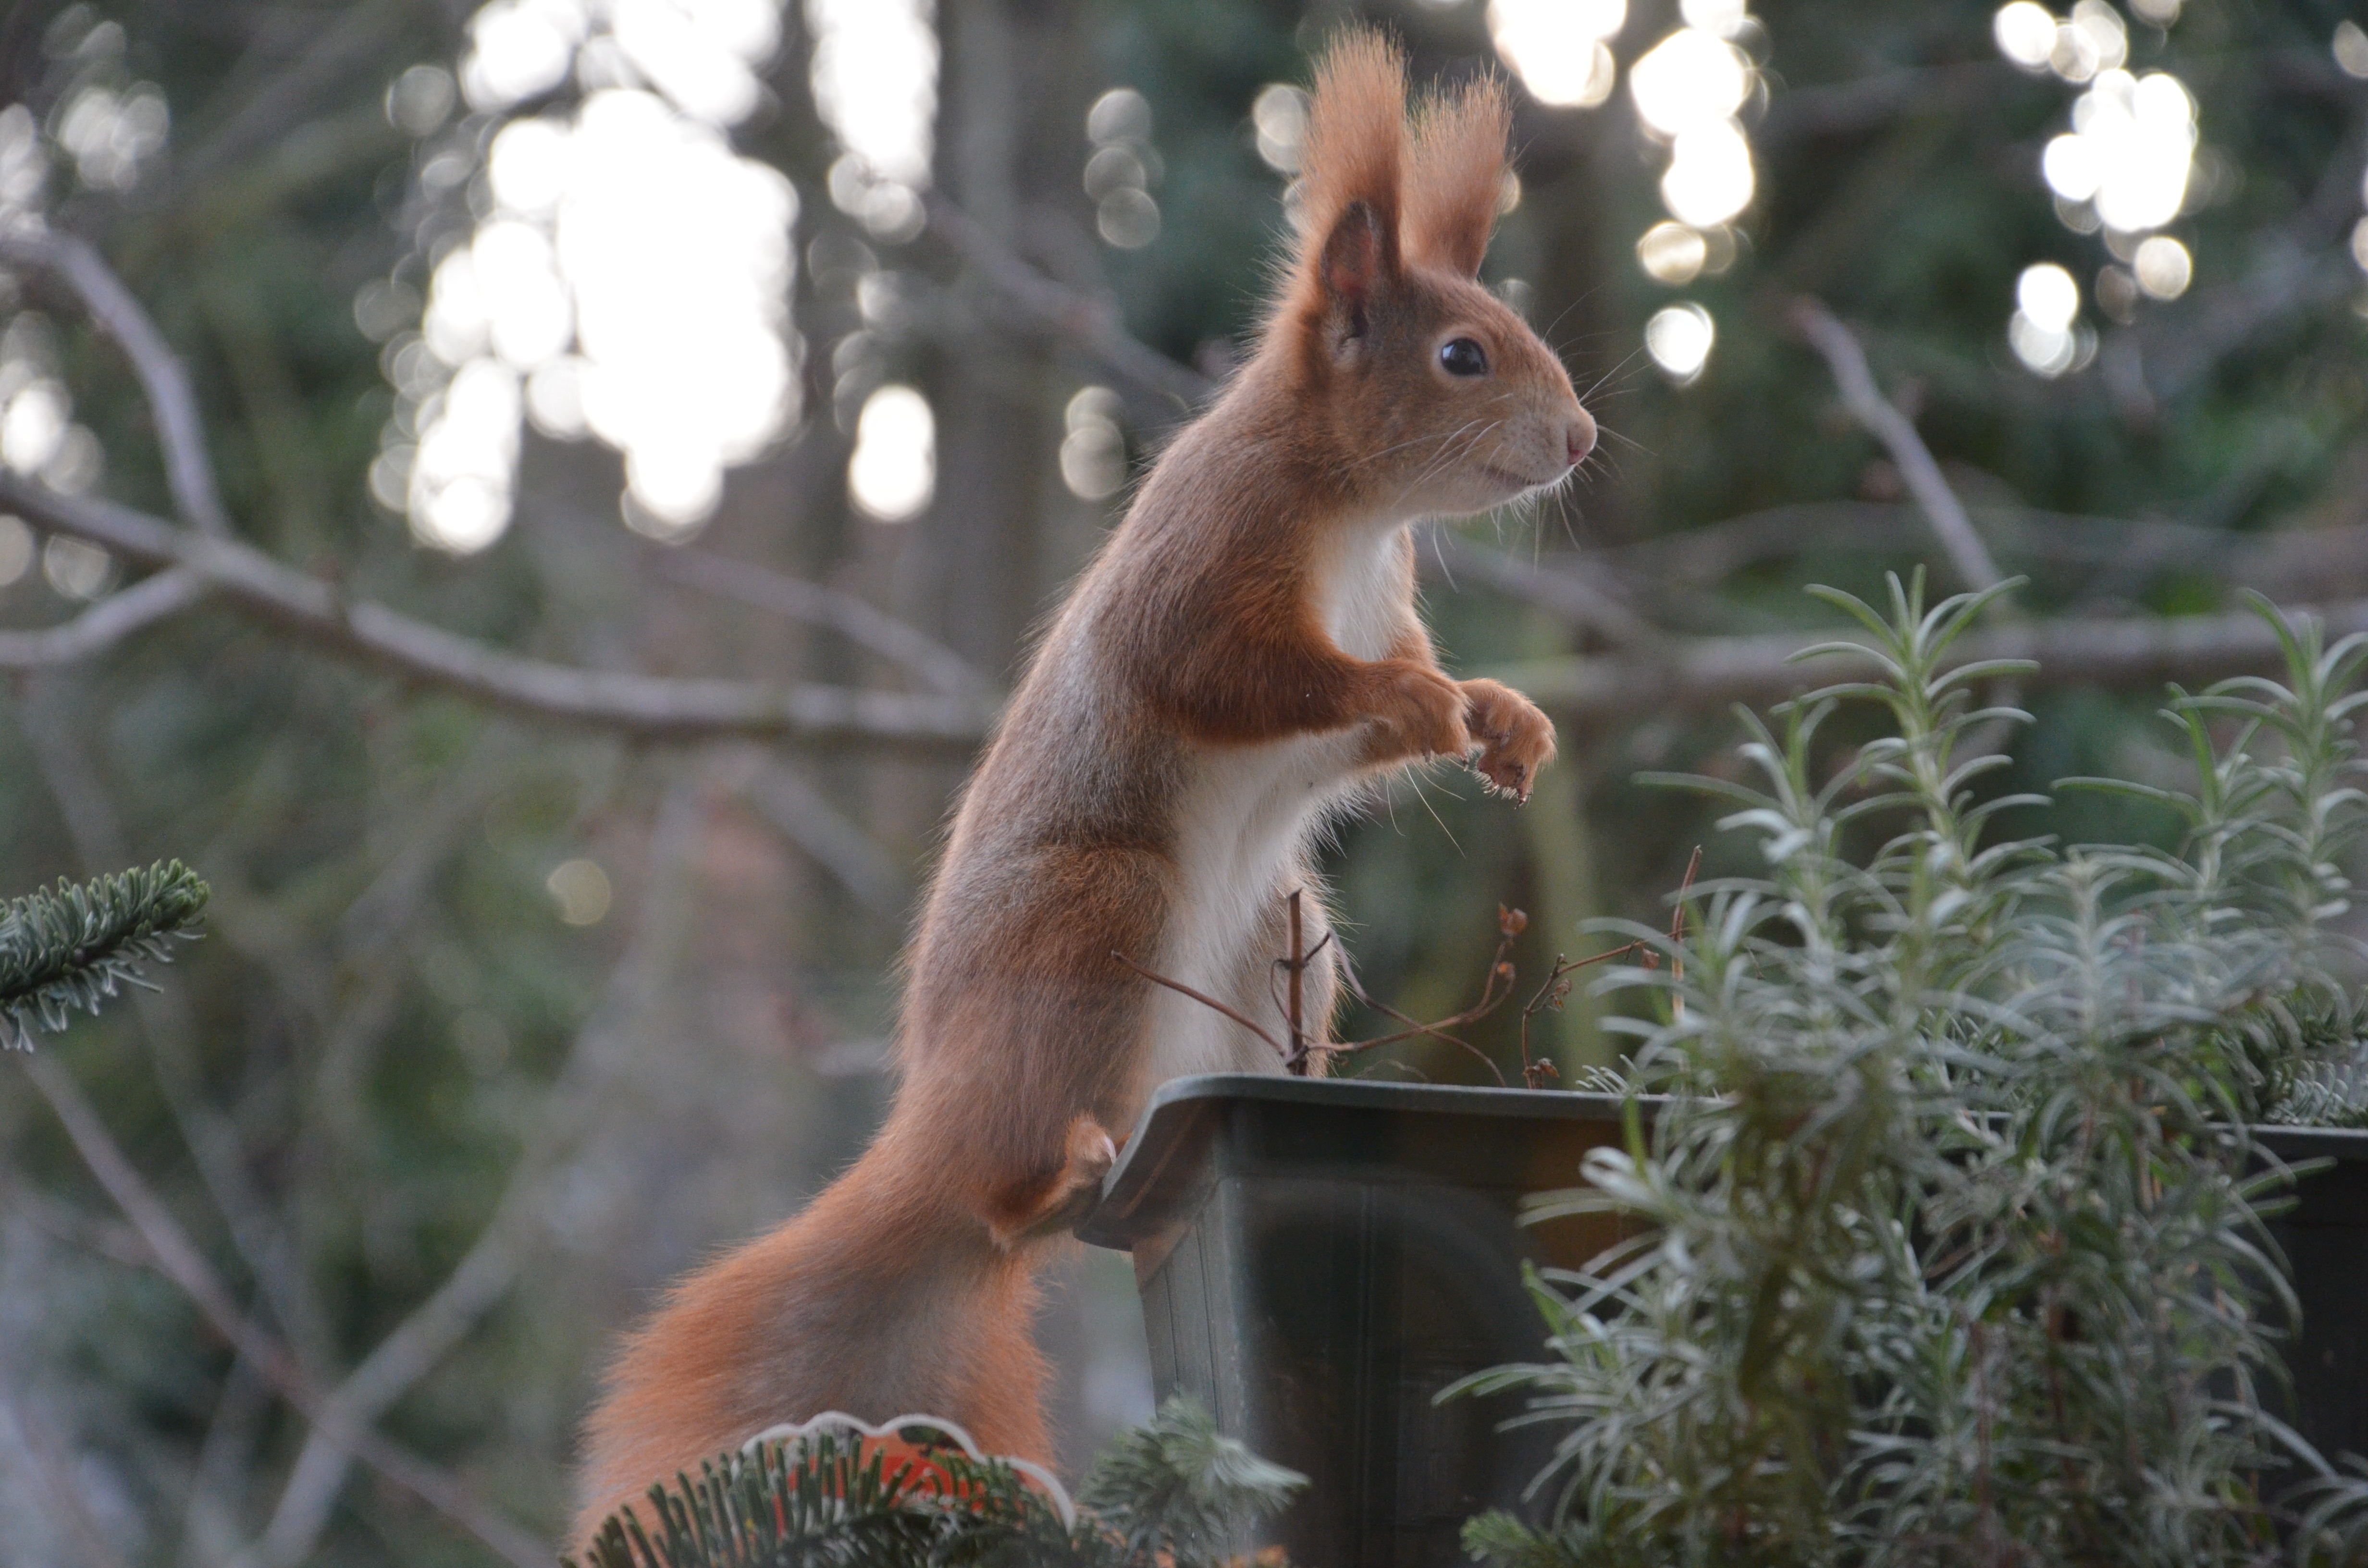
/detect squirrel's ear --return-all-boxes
[1406,78,1511,278]
[1318,199,1395,338]
[1285,27,1408,343]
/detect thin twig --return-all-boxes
[0,470,990,752]
[717,747,912,920]
[1320,912,1531,1084]
[16,1054,550,1568]
[658,546,993,699]
[0,232,235,538]
[255,777,710,1565]
[923,193,1215,421]
[1422,526,1658,649]
[0,567,207,667]
[1669,845,1701,1024]
[1516,936,1653,1087]
[1328,947,1510,1085]
[1792,299,2005,597]
[1110,951,1285,1058]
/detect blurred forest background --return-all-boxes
[1,0,2365,1562]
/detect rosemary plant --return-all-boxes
[1460,578,2368,1568]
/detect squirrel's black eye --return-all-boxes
[1439,338,1489,377]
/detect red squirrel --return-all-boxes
[573,29,1593,1540]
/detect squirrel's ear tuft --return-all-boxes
[1405,76,1512,278]
[1289,28,1407,309]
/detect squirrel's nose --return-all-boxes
[1565,406,1597,468]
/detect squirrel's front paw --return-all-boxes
[1367,661,1473,764]
[1461,678,1555,802]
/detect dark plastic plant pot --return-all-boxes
[2256,1122,2368,1467]
[1076,1075,1649,1567]
[1077,1075,2368,1568]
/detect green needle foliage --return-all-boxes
[1078,1394,1307,1566]
[1458,577,2368,1568]
[0,861,210,1052]
[569,1396,1305,1568]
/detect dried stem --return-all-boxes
[1110,951,1285,1060]
[1285,890,1306,1074]
[1122,875,1710,1090]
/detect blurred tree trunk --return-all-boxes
[900,0,1086,680]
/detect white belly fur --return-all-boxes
[1141,523,1412,1087]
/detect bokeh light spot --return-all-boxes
[1630,29,1750,137]
[1660,119,1754,228]
[1488,0,1624,108]
[1060,386,1127,501]
[1993,2,2057,70]
[41,534,115,600]
[547,858,613,926]
[848,384,935,522]
[1637,221,1708,285]
[2017,262,2080,331]
[1252,84,1308,173]
[1645,303,1715,383]
[2339,21,2368,80]
[0,514,31,586]
[2131,234,2191,300]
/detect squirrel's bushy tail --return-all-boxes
[569,1132,1054,1548]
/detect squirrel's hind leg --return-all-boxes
[986,1115,1118,1247]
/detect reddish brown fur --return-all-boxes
[1406,78,1514,277]
[572,27,1593,1548]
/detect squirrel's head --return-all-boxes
[1267,29,1593,521]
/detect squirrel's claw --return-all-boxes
[1459,677,1555,805]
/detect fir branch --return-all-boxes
[570,1429,1073,1568]
[569,1397,1304,1568]
[1079,1396,1307,1568]
[0,860,209,1051]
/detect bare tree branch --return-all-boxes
[0,232,235,538]
[0,1379,132,1568]
[16,195,2356,764]
[1793,298,2006,595]
[1755,61,2021,153]
[924,191,1216,420]
[1496,596,2368,726]
[15,677,337,1369]
[660,545,993,698]
[256,777,710,1565]
[16,1054,552,1568]
[0,231,986,749]
[170,0,410,191]
[0,567,206,666]
[0,471,992,752]
[716,746,913,920]
[1421,526,1658,648]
